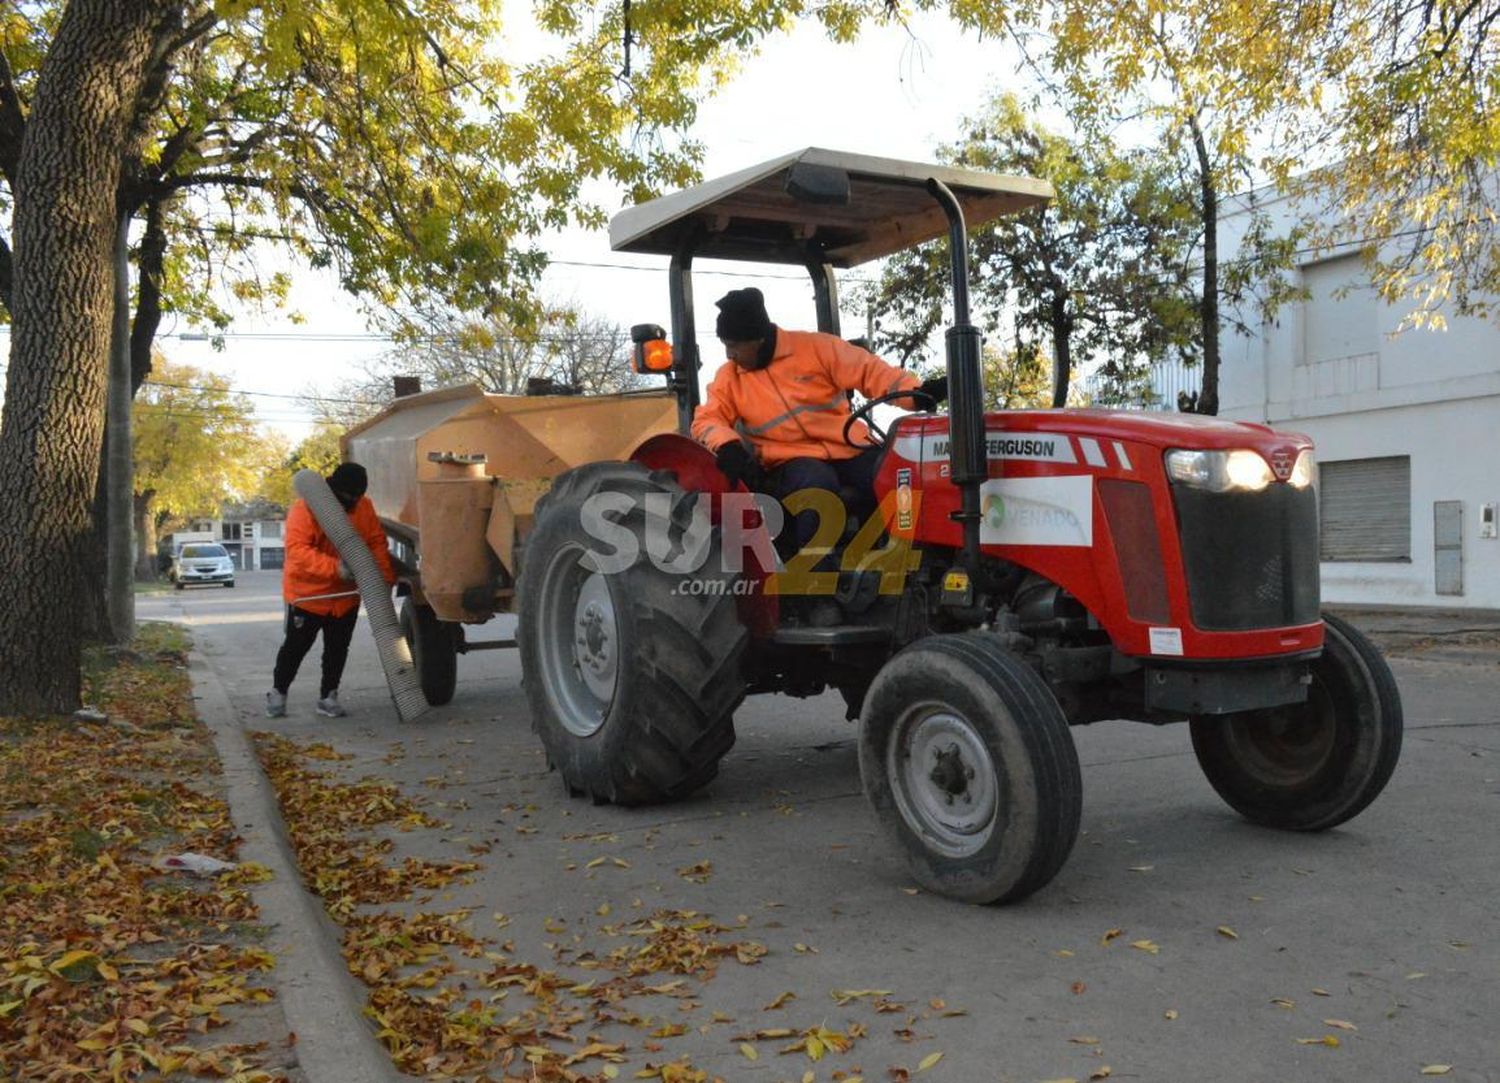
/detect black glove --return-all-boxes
[918,375,948,405]
[715,442,764,489]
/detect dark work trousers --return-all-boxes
[771,446,883,566]
[272,605,359,699]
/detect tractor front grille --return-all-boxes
[1170,483,1320,631]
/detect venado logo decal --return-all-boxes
[977,476,1093,547]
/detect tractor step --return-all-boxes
[771,625,892,647]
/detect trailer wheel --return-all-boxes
[400,599,458,706]
[859,634,1082,904]
[518,462,747,805]
[1190,612,1403,830]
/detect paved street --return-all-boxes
[145,572,1500,1082]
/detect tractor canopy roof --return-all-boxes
[609,147,1053,268]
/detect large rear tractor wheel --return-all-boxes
[859,634,1082,904]
[401,599,458,706]
[1190,612,1403,830]
[518,462,747,806]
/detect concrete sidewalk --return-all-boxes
[1329,604,1500,666]
[151,574,1500,1083]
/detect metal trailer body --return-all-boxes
[342,384,676,623]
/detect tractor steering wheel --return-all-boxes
[842,387,939,448]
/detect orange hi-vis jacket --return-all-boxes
[691,329,921,466]
[281,496,397,618]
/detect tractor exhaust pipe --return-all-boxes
[926,178,985,580]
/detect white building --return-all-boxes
[1206,188,1500,609]
[164,499,286,571]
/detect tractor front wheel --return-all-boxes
[518,462,747,806]
[1190,612,1403,830]
[859,634,1082,904]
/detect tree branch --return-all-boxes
[130,199,168,395]
[0,234,12,315]
[0,49,26,187]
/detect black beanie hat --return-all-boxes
[715,287,772,342]
[327,462,368,499]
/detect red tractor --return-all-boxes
[516,149,1402,904]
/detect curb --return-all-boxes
[188,654,405,1083]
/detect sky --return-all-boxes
[152,13,1037,443]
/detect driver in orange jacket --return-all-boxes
[691,287,947,569]
[266,462,396,719]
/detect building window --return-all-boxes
[260,520,282,539]
[221,522,243,541]
[1302,254,1378,365]
[1319,456,1411,562]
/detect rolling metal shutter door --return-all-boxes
[1319,456,1411,561]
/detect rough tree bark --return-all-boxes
[0,0,180,715]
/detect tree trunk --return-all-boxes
[1190,114,1221,416]
[134,490,159,580]
[107,215,135,642]
[78,444,114,644]
[1048,276,1072,409]
[0,0,179,715]
[130,199,167,393]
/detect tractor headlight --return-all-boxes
[1287,449,1316,489]
[1165,449,1274,492]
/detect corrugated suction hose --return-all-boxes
[293,469,428,723]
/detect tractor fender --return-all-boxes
[631,433,779,638]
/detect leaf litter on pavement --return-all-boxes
[250,721,978,1082]
[0,624,285,1081]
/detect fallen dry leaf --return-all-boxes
[1420,1066,1453,1076]
[1099,928,1123,945]
[1091,1068,1112,1081]
[778,1024,855,1062]
[1323,1019,1358,1032]
[1129,939,1160,955]
[1164,1009,1179,1021]
[739,1044,757,1061]
[1216,925,1239,940]
[764,991,796,1010]
[916,1050,944,1072]
[1295,1036,1341,1048]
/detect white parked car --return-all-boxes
[169,543,236,589]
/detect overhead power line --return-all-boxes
[142,378,382,406]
